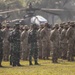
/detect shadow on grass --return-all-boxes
[0,66,12,68]
[0,64,44,68]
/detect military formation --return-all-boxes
[0,21,75,67]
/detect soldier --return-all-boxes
[8,23,21,66]
[66,22,75,61]
[8,28,13,65]
[28,24,40,65]
[2,24,10,61]
[50,24,60,63]
[0,23,3,67]
[37,24,44,59]
[21,25,29,60]
[41,23,51,60]
[58,23,64,34]
[61,24,68,59]
[58,23,64,58]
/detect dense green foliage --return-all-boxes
[0,0,43,9]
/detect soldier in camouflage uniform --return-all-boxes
[66,22,75,61]
[37,24,44,59]
[21,25,29,60]
[58,23,64,58]
[50,24,60,63]
[28,24,40,65]
[0,23,3,67]
[61,24,68,59]
[58,23,64,34]
[3,24,10,61]
[41,23,51,60]
[8,23,21,66]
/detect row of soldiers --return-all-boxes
[0,21,75,67]
[51,22,75,63]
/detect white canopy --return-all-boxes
[31,15,48,25]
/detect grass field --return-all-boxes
[0,59,75,75]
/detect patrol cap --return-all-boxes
[44,23,50,27]
[31,23,37,27]
[54,23,59,28]
[23,25,29,30]
[60,23,63,26]
[62,22,65,25]
[64,23,68,27]
[67,21,70,24]
[14,22,20,28]
[70,22,75,26]
[6,23,10,28]
[40,24,44,28]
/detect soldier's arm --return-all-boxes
[50,30,55,42]
[61,30,65,41]
[40,29,45,39]
[8,31,14,43]
[66,28,72,40]
[28,32,32,44]
[2,29,6,39]
[21,32,25,42]
[0,31,3,42]
[37,30,40,40]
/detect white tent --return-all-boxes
[31,15,48,25]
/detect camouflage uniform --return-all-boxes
[50,24,60,63]
[58,23,64,58]
[28,24,39,65]
[61,24,68,59]
[0,24,3,67]
[21,25,29,60]
[41,23,51,60]
[37,25,44,59]
[66,23,75,61]
[8,23,21,66]
[2,26,10,61]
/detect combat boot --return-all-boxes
[29,61,33,65]
[10,56,12,65]
[35,60,40,65]
[17,63,22,66]
[17,61,22,66]
[0,62,3,67]
[12,62,16,67]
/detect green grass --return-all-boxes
[0,59,75,75]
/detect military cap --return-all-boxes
[70,22,75,26]
[67,21,70,24]
[40,24,44,28]
[15,23,20,27]
[31,24,37,27]
[64,23,68,27]
[23,25,29,30]
[6,22,9,25]
[59,23,64,28]
[54,23,59,28]
[44,23,49,26]
[6,23,10,27]
[62,22,65,24]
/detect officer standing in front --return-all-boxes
[8,23,21,66]
[0,23,3,67]
[28,24,40,65]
